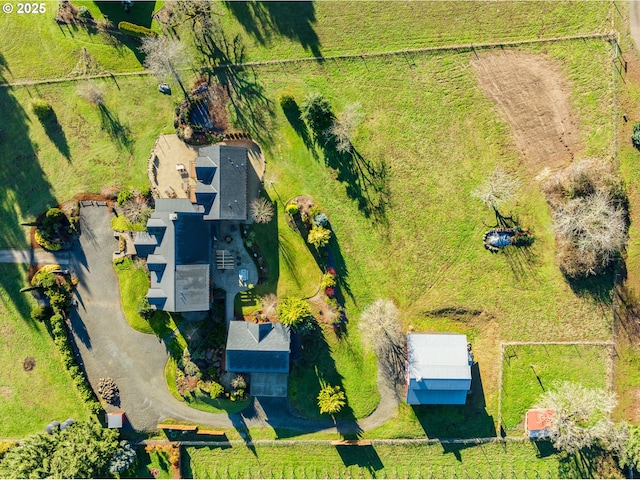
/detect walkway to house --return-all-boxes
[65,205,399,433]
[0,248,70,265]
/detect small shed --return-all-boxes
[406,333,472,405]
[107,411,125,429]
[525,408,554,439]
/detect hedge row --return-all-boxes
[50,314,102,415]
[118,21,156,37]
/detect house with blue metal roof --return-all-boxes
[406,333,472,405]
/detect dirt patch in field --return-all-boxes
[471,51,582,173]
[0,386,12,397]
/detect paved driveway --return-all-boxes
[68,206,397,433]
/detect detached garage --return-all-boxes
[405,333,472,405]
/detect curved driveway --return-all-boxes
[68,206,398,433]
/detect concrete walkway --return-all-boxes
[0,248,70,265]
[67,205,399,433]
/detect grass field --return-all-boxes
[184,441,562,479]
[500,344,612,435]
[0,264,90,439]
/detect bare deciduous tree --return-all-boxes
[554,190,627,277]
[472,167,522,213]
[139,36,190,97]
[77,81,105,105]
[250,197,274,224]
[327,102,364,153]
[359,299,406,394]
[535,382,624,454]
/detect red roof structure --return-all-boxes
[525,408,554,438]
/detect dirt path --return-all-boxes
[471,51,582,174]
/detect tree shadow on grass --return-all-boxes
[223,1,322,58]
[557,447,621,479]
[198,28,275,146]
[335,445,384,477]
[412,363,496,448]
[39,109,71,162]
[565,263,617,306]
[98,104,134,152]
[280,97,316,155]
[0,59,58,320]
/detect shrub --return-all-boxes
[77,5,92,20]
[77,81,104,105]
[118,21,156,37]
[300,93,334,137]
[320,272,336,290]
[317,383,346,416]
[183,361,201,377]
[231,375,247,390]
[31,98,53,120]
[250,197,275,224]
[278,298,313,330]
[278,92,297,111]
[633,122,640,149]
[285,203,299,216]
[35,230,62,251]
[307,226,332,248]
[209,381,224,399]
[117,189,134,206]
[137,298,154,320]
[313,213,329,228]
[31,305,52,322]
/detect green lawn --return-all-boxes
[214,1,610,62]
[0,264,90,439]
[237,37,614,427]
[126,447,173,479]
[500,344,611,435]
[0,75,176,249]
[184,441,563,479]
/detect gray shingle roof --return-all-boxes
[226,322,290,373]
[142,199,211,313]
[195,145,248,221]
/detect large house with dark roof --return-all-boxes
[135,144,251,313]
[134,199,211,312]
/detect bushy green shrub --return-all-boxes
[278,92,297,111]
[313,213,329,228]
[285,203,299,215]
[34,230,62,251]
[118,21,156,37]
[137,298,154,320]
[307,226,332,248]
[31,99,53,120]
[300,93,334,136]
[278,298,313,331]
[209,381,224,399]
[31,305,52,322]
[117,189,134,206]
[320,272,336,290]
[183,361,201,377]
